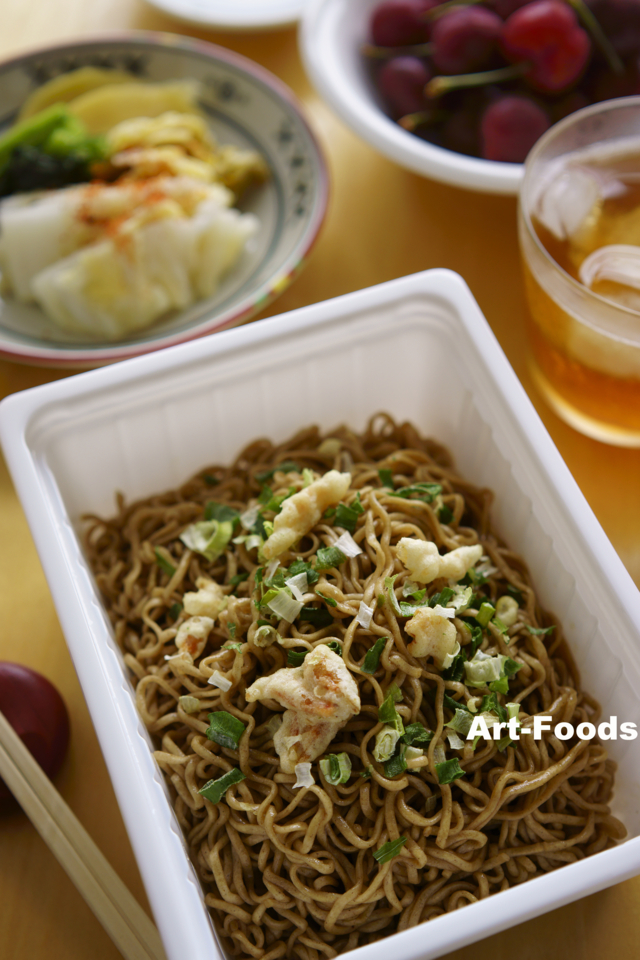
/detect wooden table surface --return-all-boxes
[1,3,639,959]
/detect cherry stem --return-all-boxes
[361,42,434,59]
[422,0,483,20]
[398,111,442,130]
[564,0,624,75]
[425,62,529,98]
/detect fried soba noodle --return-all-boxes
[84,416,624,960]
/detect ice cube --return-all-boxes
[535,167,602,241]
[579,243,640,292]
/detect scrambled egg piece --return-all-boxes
[405,607,458,667]
[245,644,360,773]
[262,471,351,560]
[397,538,483,584]
[183,577,227,619]
[175,615,214,659]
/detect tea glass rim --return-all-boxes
[519,94,640,341]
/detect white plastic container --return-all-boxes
[1,269,639,960]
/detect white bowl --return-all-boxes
[1,270,640,960]
[300,0,523,195]
[145,0,309,31]
[0,33,328,367]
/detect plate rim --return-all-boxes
[0,30,329,367]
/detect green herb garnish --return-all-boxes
[287,649,308,667]
[199,767,246,804]
[435,758,465,784]
[206,712,246,750]
[526,624,556,636]
[316,591,338,607]
[316,546,347,570]
[154,547,176,577]
[255,461,300,483]
[299,606,334,628]
[392,482,442,503]
[373,836,407,863]
[400,723,433,745]
[362,637,387,674]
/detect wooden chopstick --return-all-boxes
[0,708,167,960]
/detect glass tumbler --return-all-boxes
[518,97,640,447]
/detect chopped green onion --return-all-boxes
[526,624,556,636]
[468,624,484,658]
[255,461,299,483]
[489,677,509,694]
[203,473,220,486]
[267,589,304,623]
[154,547,176,577]
[319,752,352,785]
[447,585,473,614]
[178,695,200,714]
[401,723,433,745]
[385,575,402,616]
[254,624,279,647]
[479,692,508,723]
[204,502,240,524]
[373,836,407,863]
[438,504,454,524]
[384,748,408,778]
[316,590,337,607]
[302,468,315,487]
[288,559,319,585]
[378,692,404,734]
[168,602,182,621]
[429,587,455,607]
[287,649,308,667]
[504,658,522,677]
[223,642,243,653]
[387,683,403,703]
[362,637,387,674]
[506,702,520,721]
[334,501,361,534]
[258,485,273,505]
[435,758,465,784]
[464,650,505,687]
[180,519,233,562]
[229,572,249,588]
[492,617,509,635]
[316,546,346,570]
[476,602,496,628]
[402,580,425,600]
[442,652,466,683]
[360,766,373,779]
[392,482,442,503]
[199,767,246,803]
[299,606,334,627]
[445,708,474,738]
[206,711,246,750]
[326,640,343,656]
[378,469,394,487]
[373,726,401,761]
[286,571,309,599]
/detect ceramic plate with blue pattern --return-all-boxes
[0,33,328,367]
